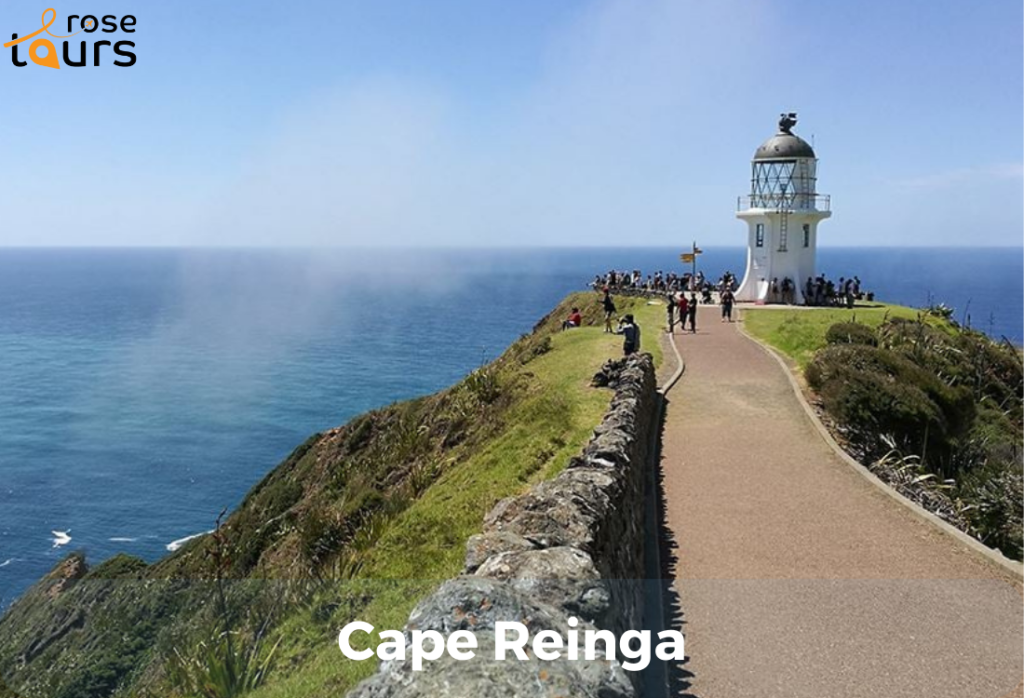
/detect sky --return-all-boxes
[0,0,1021,247]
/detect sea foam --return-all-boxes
[166,531,212,552]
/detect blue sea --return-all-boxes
[1,247,1021,604]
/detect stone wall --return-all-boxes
[349,353,658,698]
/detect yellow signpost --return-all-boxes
[681,241,702,279]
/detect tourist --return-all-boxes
[589,266,866,317]
[780,277,794,305]
[562,307,582,331]
[615,314,641,356]
[720,287,735,322]
[601,289,617,333]
[701,283,713,305]
[686,293,698,333]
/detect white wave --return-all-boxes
[108,537,138,543]
[51,530,72,547]
[166,530,212,552]
[0,558,15,568]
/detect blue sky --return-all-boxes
[1,0,1021,247]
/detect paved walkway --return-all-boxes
[659,306,1023,698]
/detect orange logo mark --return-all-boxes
[4,8,81,69]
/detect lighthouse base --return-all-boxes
[735,208,830,305]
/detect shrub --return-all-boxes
[825,322,878,347]
[465,366,502,404]
[168,629,280,698]
[808,316,1022,560]
[298,509,346,569]
[806,344,974,470]
[960,461,1024,561]
[86,554,148,579]
[514,335,552,365]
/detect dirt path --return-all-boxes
[659,305,1023,698]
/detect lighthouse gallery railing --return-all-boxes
[737,194,831,212]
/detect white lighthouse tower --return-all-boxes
[735,113,831,303]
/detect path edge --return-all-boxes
[658,329,686,396]
[642,330,685,697]
[736,313,1024,581]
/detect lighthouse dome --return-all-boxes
[754,133,815,160]
[753,113,815,160]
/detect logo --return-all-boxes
[6,8,136,68]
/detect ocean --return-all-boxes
[1,247,1021,604]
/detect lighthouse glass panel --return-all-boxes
[751,160,817,209]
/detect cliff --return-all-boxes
[0,291,666,698]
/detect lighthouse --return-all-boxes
[735,113,831,303]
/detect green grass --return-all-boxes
[245,292,665,698]
[741,303,943,369]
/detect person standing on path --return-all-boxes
[666,294,676,334]
[677,294,689,335]
[687,293,698,333]
[615,314,641,356]
[720,288,735,323]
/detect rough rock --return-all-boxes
[348,635,633,698]
[465,532,538,573]
[474,547,612,626]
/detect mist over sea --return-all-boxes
[1,247,1021,603]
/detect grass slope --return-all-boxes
[246,291,665,698]
[742,303,943,369]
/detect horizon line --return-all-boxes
[1,244,1022,251]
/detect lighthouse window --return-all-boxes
[778,228,788,252]
[755,224,764,247]
[803,224,810,247]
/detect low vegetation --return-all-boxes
[746,306,1023,560]
[0,291,665,698]
[742,303,946,369]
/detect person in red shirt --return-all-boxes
[562,307,583,331]
[677,295,689,333]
